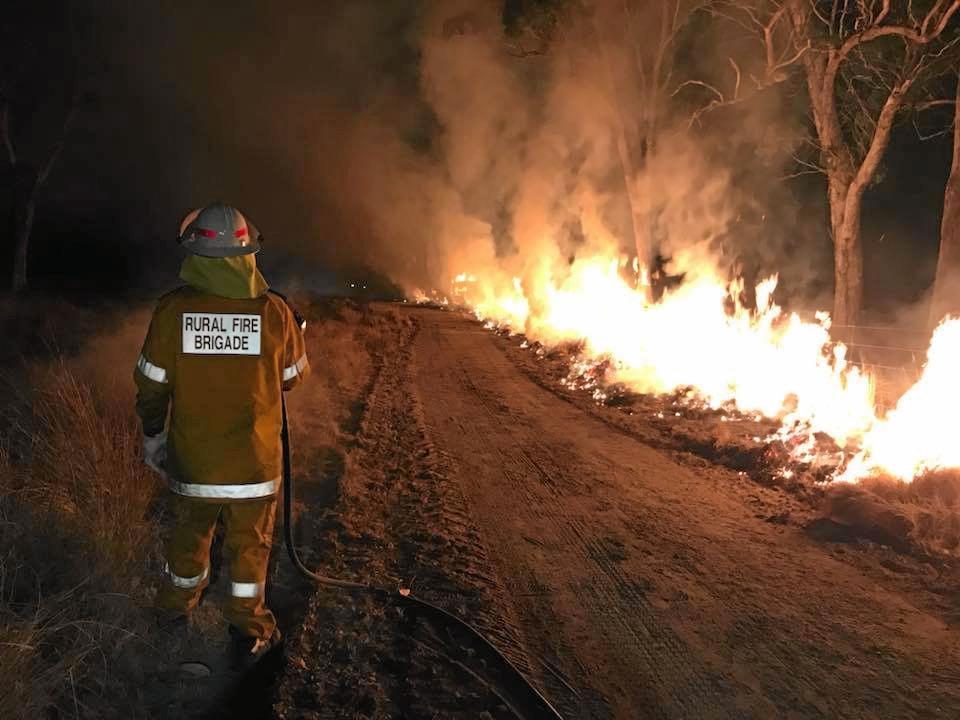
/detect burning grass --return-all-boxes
[497,322,960,559]
[450,251,960,492]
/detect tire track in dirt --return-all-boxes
[488,319,960,718]
[429,328,739,719]
[359,316,532,713]
[407,308,960,720]
[277,312,549,719]
[283,304,960,719]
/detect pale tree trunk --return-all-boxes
[593,8,653,282]
[613,122,650,269]
[803,52,864,328]
[830,83,910,327]
[832,179,864,330]
[593,23,650,275]
[11,169,39,293]
[796,32,910,328]
[930,72,960,326]
[623,0,677,276]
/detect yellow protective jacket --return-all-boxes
[135,256,309,501]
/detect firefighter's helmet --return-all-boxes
[177,203,261,257]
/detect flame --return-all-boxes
[433,249,960,484]
[839,317,960,481]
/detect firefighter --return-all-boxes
[135,202,309,668]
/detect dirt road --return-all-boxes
[280,305,960,720]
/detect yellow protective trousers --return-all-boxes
[156,494,278,639]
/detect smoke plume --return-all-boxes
[115,0,829,304]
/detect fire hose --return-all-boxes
[280,395,564,720]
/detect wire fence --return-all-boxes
[829,323,930,411]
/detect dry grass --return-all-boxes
[0,296,413,718]
[857,472,960,556]
[0,350,162,718]
[823,471,960,558]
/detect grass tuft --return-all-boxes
[859,471,960,555]
[0,358,162,719]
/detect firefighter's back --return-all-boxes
[140,286,306,498]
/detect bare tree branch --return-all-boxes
[673,79,726,102]
[828,0,960,83]
[781,167,828,178]
[921,0,954,36]
[875,0,892,25]
[790,152,826,174]
[913,115,955,139]
[809,0,833,29]
[729,57,742,98]
[0,102,16,166]
[849,78,914,196]
[772,39,812,75]
[764,2,791,70]
[911,98,957,111]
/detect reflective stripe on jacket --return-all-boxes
[134,286,309,499]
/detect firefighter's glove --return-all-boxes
[143,431,168,475]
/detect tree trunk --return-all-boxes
[606,61,650,276]
[806,73,906,328]
[613,123,651,269]
[790,3,909,330]
[798,48,865,328]
[590,8,651,285]
[818,108,864,329]
[11,168,39,293]
[832,185,864,329]
[930,73,960,326]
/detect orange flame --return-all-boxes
[440,250,960,483]
[838,317,960,481]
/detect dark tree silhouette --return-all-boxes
[0,1,79,292]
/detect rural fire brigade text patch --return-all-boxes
[182,313,262,355]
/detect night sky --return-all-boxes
[1,1,954,312]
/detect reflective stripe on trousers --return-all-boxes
[165,562,208,589]
[231,580,265,598]
[156,495,278,638]
[169,477,279,499]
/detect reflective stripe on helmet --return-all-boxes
[137,354,168,384]
[168,477,279,499]
[165,563,208,589]
[282,354,308,381]
[230,580,264,598]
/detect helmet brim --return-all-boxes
[177,206,263,257]
[180,239,261,257]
